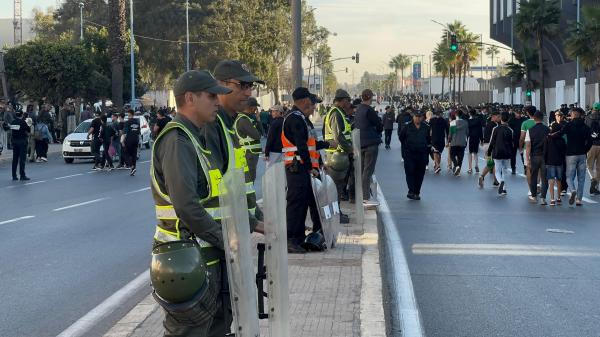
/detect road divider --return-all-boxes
[53,198,109,212]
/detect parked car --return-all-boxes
[62,116,151,163]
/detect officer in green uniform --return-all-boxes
[324,89,354,223]
[150,70,249,336]
[201,60,264,221]
[235,97,263,182]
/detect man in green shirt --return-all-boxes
[520,105,537,187]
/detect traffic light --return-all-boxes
[450,34,458,52]
[355,52,360,64]
[526,89,532,97]
[345,67,348,73]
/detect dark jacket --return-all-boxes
[399,122,431,161]
[585,111,600,146]
[354,103,383,148]
[264,116,283,155]
[10,117,30,141]
[552,118,592,156]
[526,123,549,158]
[508,116,526,147]
[467,116,483,141]
[544,122,566,166]
[487,124,513,159]
[282,109,328,172]
[383,111,395,130]
[483,120,498,144]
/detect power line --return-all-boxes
[84,19,271,45]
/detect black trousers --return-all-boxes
[125,140,139,168]
[102,141,113,167]
[285,169,321,244]
[450,146,465,169]
[344,155,355,200]
[35,139,48,158]
[384,129,393,147]
[11,139,27,178]
[529,155,548,199]
[404,153,428,195]
[361,145,379,200]
[91,138,103,166]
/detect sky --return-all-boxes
[4,0,511,84]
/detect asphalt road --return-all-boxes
[0,143,267,337]
[376,127,600,337]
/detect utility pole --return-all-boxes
[576,0,581,107]
[291,0,302,88]
[510,15,514,105]
[429,54,432,103]
[13,0,22,45]
[185,0,190,72]
[129,0,136,107]
[79,3,84,41]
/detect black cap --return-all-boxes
[174,70,232,96]
[351,98,362,107]
[411,110,425,117]
[334,89,351,100]
[213,60,265,84]
[248,97,260,107]
[292,87,319,103]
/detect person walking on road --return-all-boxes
[508,109,525,175]
[10,110,30,181]
[150,69,237,337]
[467,109,483,174]
[34,118,53,162]
[525,110,550,205]
[479,111,500,188]
[383,106,395,149]
[545,111,567,205]
[123,109,140,176]
[550,107,592,206]
[487,112,514,196]
[585,102,600,195]
[355,89,383,207]
[88,111,103,170]
[429,110,448,174]
[448,111,469,176]
[101,115,116,171]
[399,110,431,200]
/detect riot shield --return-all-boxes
[261,162,290,337]
[311,174,332,232]
[322,171,340,249]
[352,129,364,225]
[218,168,260,337]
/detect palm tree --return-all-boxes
[108,0,126,108]
[515,0,561,113]
[460,32,481,101]
[444,21,467,103]
[433,42,453,99]
[486,46,500,78]
[389,54,411,94]
[565,4,600,77]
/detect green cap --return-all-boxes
[213,60,265,84]
[593,102,600,110]
[173,70,232,96]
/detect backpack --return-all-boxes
[591,120,600,139]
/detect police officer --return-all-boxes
[150,70,235,336]
[10,110,30,181]
[399,110,431,200]
[234,97,262,182]
[324,89,353,223]
[202,60,264,222]
[282,87,329,253]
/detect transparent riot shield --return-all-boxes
[261,162,290,337]
[311,174,332,234]
[219,168,260,337]
[352,129,364,225]
[322,171,340,249]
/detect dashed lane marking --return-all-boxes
[0,215,35,226]
[412,243,600,257]
[55,173,84,180]
[52,198,109,212]
[24,180,46,186]
[125,187,150,195]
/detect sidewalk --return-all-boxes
[0,143,63,164]
[104,202,386,337]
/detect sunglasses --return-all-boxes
[225,80,256,91]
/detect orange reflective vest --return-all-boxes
[281,111,320,169]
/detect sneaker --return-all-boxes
[475,166,480,173]
[549,200,556,206]
[454,166,461,176]
[41,157,48,162]
[569,191,576,205]
[20,176,30,181]
[528,196,537,203]
[501,188,507,196]
[561,190,567,196]
[478,176,484,188]
[556,198,562,205]
[511,169,516,175]
[407,193,416,200]
[340,213,350,224]
[467,168,473,174]
[528,191,532,197]
[287,242,307,254]
[498,182,505,196]
[363,199,379,207]
[540,198,547,206]
[12,176,18,181]
[576,199,583,206]
[435,167,441,174]
[414,194,421,201]
[493,180,500,187]
[130,167,137,176]
[93,166,101,171]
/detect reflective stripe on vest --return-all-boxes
[281,111,320,169]
[324,107,352,152]
[234,114,262,154]
[151,121,223,247]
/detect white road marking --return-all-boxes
[0,215,35,226]
[412,243,600,257]
[56,270,150,337]
[125,187,150,195]
[53,198,109,212]
[376,179,425,337]
[547,229,575,234]
[55,173,84,180]
[138,160,150,164]
[24,180,46,186]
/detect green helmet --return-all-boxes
[150,241,208,303]
[593,102,600,111]
[326,151,350,172]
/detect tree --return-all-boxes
[515,0,561,112]
[388,54,410,94]
[565,4,600,77]
[486,45,500,77]
[108,0,126,108]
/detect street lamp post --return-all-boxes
[79,2,84,41]
[576,0,581,107]
[185,0,190,72]
[291,0,302,88]
[129,0,136,107]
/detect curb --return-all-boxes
[0,146,63,164]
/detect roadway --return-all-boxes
[377,127,600,337]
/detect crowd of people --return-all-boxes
[385,97,599,206]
